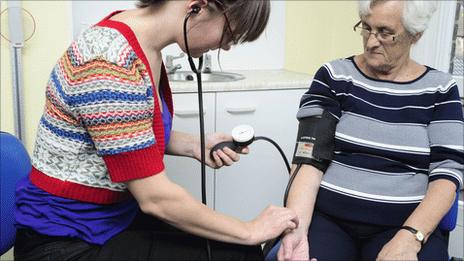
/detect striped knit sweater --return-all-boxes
[298,57,464,226]
[29,15,173,204]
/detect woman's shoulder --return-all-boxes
[422,66,456,83]
[416,66,460,96]
[315,56,357,77]
[73,26,135,66]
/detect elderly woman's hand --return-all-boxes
[193,132,249,169]
[376,229,421,261]
[277,229,314,261]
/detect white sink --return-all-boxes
[168,71,245,82]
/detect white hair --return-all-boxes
[358,0,438,35]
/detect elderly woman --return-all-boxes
[277,1,464,260]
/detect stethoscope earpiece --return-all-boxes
[183,8,203,74]
[190,5,201,14]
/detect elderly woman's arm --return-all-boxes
[277,165,323,261]
[376,180,456,261]
[378,84,463,261]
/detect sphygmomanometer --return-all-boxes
[210,125,291,172]
[292,110,338,172]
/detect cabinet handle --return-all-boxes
[225,106,256,114]
[174,110,206,117]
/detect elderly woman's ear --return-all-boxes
[411,32,423,44]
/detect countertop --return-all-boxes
[168,70,464,98]
[169,70,312,93]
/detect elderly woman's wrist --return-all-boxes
[283,224,308,237]
[396,229,422,253]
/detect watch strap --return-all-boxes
[400,226,424,246]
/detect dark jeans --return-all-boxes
[308,211,449,261]
[14,213,263,261]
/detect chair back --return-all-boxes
[440,106,464,231]
[0,132,31,255]
[438,192,460,231]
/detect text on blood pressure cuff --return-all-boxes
[292,110,338,172]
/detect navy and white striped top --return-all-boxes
[298,56,464,226]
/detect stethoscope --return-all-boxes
[183,6,214,260]
[183,6,294,260]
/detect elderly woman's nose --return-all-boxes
[366,34,381,47]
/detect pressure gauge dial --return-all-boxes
[210,124,255,159]
[231,124,255,146]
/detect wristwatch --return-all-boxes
[400,226,424,245]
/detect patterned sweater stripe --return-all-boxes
[46,99,79,126]
[30,18,172,204]
[30,168,131,204]
[61,58,145,86]
[89,119,152,138]
[299,57,464,225]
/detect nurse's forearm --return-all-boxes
[128,172,297,245]
[165,130,196,157]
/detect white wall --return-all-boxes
[410,1,463,98]
[71,1,136,38]
[71,1,285,71]
[411,1,456,73]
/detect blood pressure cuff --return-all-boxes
[292,110,338,172]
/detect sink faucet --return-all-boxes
[202,54,212,73]
[165,53,185,74]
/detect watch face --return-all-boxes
[416,231,424,241]
[231,125,254,143]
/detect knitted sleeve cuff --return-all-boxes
[103,144,165,183]
[429,175,461,191]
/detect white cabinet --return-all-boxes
[214,89,305,221]
[164,93,216,205]
[164,88,306,221]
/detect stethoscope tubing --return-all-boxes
[183,11,212,261]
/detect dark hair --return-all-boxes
[136,0,163,8]
[218,0,270,43]
[136,0,271,43]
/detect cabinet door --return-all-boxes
[215,89,306,221]
[164,93,216,206]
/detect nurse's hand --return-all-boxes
[247,205,299,245]
[193,132,249,169]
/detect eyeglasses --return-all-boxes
[213,0,238,45]
[353,21,398,44]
